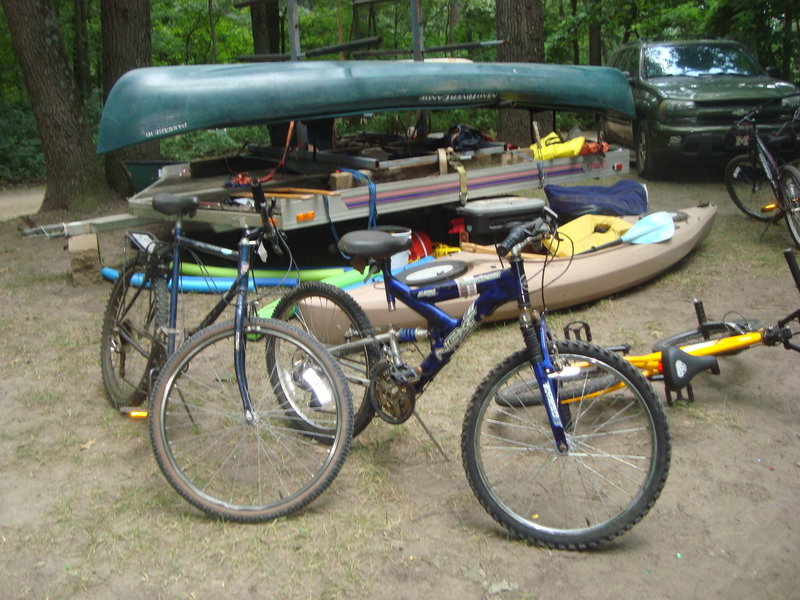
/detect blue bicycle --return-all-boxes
[272,208,671,549]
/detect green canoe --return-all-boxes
[98,60,635,153]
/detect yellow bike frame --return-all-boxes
[625,330,765,379]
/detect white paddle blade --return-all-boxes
[622,211,675,245]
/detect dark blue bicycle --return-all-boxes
[272,209,671,549]
[100,186,354,522]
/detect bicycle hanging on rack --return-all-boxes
[100,185,354,522]
[272,209,671,550]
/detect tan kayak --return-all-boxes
[343,203,717,330]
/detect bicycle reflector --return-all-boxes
[761,202,780,213]
[120,407,149,419]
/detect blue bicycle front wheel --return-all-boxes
[461,340,671,550]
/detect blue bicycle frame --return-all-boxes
[373,248,570,451]
[164,213,240,355]
[158,208,266,423]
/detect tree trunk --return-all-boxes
[245,1,278,56]
[251,2,269,54]
[587,0,601,66]
[208,0,217,63]
[101,0,157,196]
[447,0,461,46]
[570,0,579,64]
[2,0,111,211]
[781,1,793,79]
[496,0,550,146]
[73,0,91,104]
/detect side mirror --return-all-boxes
[765,66,782,79]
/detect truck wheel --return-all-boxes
[636,121,664,179]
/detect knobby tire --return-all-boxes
[271,282,380,438]
[461,340,670,550]
[724,154,775,222]
[780,164,800,249]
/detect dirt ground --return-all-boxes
[1,169,798,600]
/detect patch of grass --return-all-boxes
[717,399,746,432]
[349,433,401,500]
[671,401,715,422]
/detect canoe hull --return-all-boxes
[343,203,717,330]
[98,61,635,153]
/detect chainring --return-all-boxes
[369,361,416,424]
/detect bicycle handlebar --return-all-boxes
[733,94,800,131]
[250,182,284,257]
[496,207,558,257]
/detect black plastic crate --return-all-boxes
[457,197,546,244]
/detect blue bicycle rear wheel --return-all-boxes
[100,254,168,409]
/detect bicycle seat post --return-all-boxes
[336,229,413,313]
[165,211,186,355]
[378,258,398,312]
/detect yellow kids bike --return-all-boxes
[566,248,800,404]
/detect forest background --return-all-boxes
[1,0,797,209]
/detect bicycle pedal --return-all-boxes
[563,320,592,342]
[390,364,419,385]
[606,344,631,355]
[119,406,149,419]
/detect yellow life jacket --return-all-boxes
[543,214,633,257]
[530,132,585,161]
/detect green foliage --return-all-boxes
[0,10,25,104]
[0,103,45,183]
[152,0,252,64]
[160,125,270,161]
[544,0,714,65]
[543,0,797,80]
[705,0,798,75]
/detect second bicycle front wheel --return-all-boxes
[461,340,670,550]
[652,318,762,354]
[149,318,353,522]
[724,154,774,222]
[780,164,800,248]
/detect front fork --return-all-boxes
[509,251,568,451]
[519,308,569,452]
[234,237,256,424]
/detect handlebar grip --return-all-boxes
[249,182,285,256]
[497,229,527,257]
[250,182,276,229]
[250,182,267,211]
[497,217,552,257]
[784,248,800,294]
